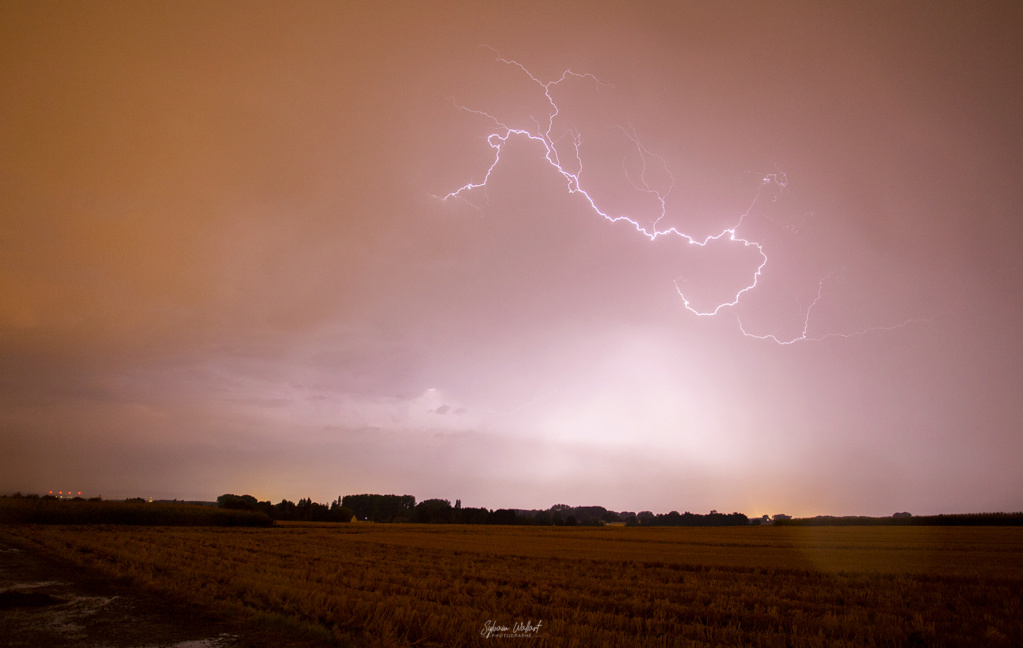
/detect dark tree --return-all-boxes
[274,499,297,521]
[217,494,258,511]
[415,498,454,524]
[488,509,519,525]
[341,494,416,522]
[330,498,356,522]
[454,506,490,524]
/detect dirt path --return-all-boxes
[0,534,331,648]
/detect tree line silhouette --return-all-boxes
[217,493,1023,527]
[217,493,754,526]
[6,492,1021,526]
[774,512,1023,526]
[216,494,356,522]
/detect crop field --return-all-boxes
[3,523,1021,647]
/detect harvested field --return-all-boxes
[3,524,1021,647]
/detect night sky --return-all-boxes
[3,2,1021,516]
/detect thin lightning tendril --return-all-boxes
[436,50,930,344]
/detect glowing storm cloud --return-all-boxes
[437,51,927,344]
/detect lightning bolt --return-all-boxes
[436,49,930,344]
[734,273,936,345]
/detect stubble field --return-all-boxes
[2,523,1021,647]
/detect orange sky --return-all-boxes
[2,2,1021,516]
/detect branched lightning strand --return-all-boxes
[436,50,930,344]
[735,274,935,345]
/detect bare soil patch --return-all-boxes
[0,535,327,648]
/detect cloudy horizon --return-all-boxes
[3,2,1021,518]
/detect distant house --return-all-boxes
[601,521,627,527]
